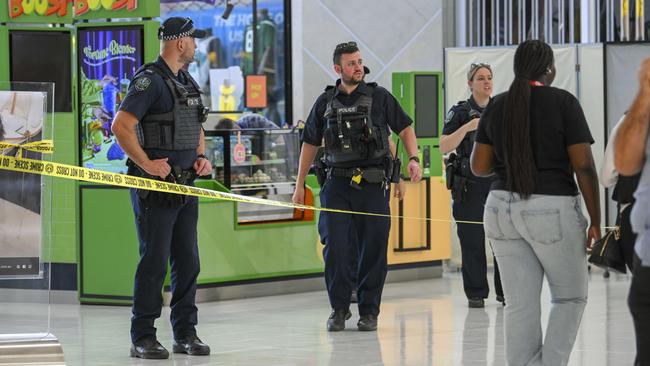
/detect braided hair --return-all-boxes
[503,40,554,197]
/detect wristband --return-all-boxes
[197,154,208,161]
[409,156,420,163]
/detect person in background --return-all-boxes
[471,39,600,366]
[614,57,650,366]
[215,114,279,130]
[599,114,639,272]
[440,62,504,308]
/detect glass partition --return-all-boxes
[203,128,300,224]
[0,81,59,356]
[160,0,290,127]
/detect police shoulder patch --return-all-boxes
[134,77,152,92]
[445,110,454,123]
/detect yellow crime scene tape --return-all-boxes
[0,140,55,157]
[0,141,614,230]
[0,153,484,225]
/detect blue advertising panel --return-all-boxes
[78,26,143,174]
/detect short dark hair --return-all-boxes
[215,118,238,130]
[333,41,359,65]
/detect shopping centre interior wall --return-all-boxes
[291,0,445,122]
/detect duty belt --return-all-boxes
[328,167,386,184]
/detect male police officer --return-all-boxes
[112,17,212,359]
[293,41,421,332]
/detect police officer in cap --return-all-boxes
[293,41,421,332]
[440,62,504,308]
[112,17,212,359]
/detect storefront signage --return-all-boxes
[9,0,71,18]
[74,0,137,17]
[82,39,137,66]
[245,75,267,109]
[7,0,138,19]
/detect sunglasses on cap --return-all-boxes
[335,41,358,52]
[468,62,492,80]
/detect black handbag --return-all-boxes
[588,226,627,274]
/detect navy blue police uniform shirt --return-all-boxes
[475,86,594,195]
[118,56,197,170]
[301,80,412,163]
[442,95,488,137]
[442,95,492,182]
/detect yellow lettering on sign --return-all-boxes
[22,0,35,14]
[34,0,48,15]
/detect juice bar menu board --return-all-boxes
[78,26,143,174]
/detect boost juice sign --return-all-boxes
[74,0,137,16]
[7,0,138,20]
[8,0,71,18]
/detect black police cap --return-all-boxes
[158,17,207,41]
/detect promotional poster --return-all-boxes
[0,91,46,277]
[78,27,143,174]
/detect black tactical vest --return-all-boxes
[455,100,479,159]
[135,63,205,151]
[322,84,388,168]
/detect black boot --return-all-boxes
[130,337,169,359]
[357,314,378,331]
[327,309,352,331]
[172,335,211,356]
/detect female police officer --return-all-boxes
[440,63,503,308]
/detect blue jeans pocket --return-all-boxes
[484,205,505,240]
[521,208,563,244]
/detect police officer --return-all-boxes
[292,41,421,332]
[111,17,212,359]
[440,63,504,308]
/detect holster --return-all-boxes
[128,159,196,209]
[313,157,328,187]
[445,153,457,190]
[384,156,401,184]
[451,175,467,202]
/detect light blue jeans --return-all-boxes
[484,190,589,366]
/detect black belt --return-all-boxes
[328,167,386,183]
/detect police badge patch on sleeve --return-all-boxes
[134,77,151,92]
[445,110,454,123]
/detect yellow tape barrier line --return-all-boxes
[0,140,54,158]
[0,155,475,224]
[0,154,618,230]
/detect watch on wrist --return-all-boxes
[197,154,208,161]
[409,156,420,163]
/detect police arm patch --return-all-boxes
[134,77,152,92]
[445,110,454,123]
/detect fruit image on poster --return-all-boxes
[78,26,143,174]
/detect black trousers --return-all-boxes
[318,177,390,316]
[452,181,503,299]
[129,189,200,343]
[628,255,650,366]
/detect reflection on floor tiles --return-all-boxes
[0,270,636,365]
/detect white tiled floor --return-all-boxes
[0,269,637,365]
